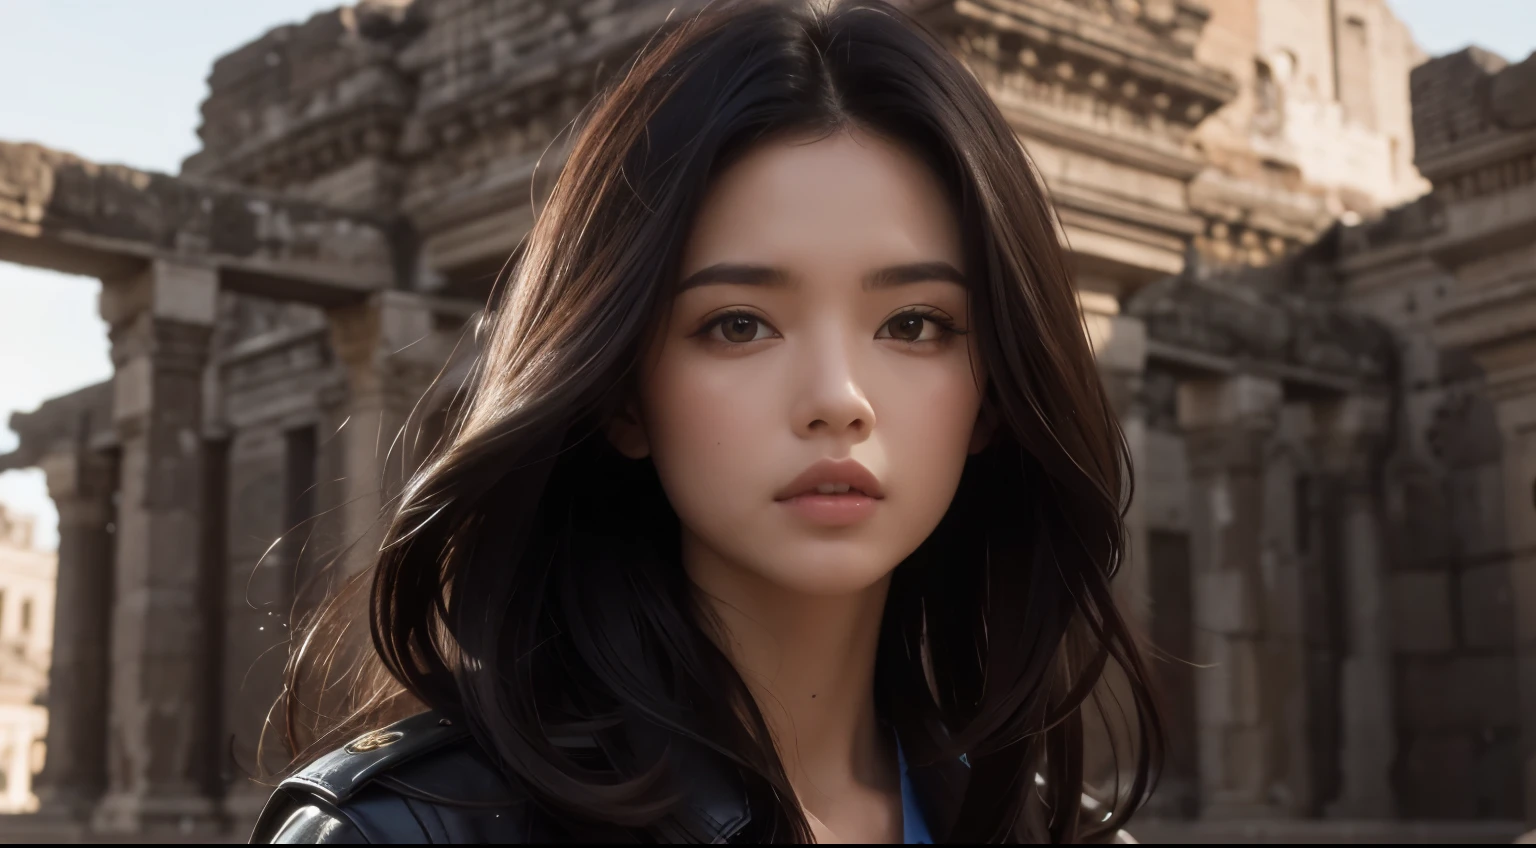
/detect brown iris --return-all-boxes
[721,315,760,343]
[886,314,925,342]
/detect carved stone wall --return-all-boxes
[11,0,1534,839]
[1286,44,1536,823]
[1185,0,1429,276]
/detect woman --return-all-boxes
[253,0,1161,842]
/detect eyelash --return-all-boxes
[695,307,967,345]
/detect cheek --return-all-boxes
[638,350,776,509]
[875,352,984,464]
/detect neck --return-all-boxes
[683,533,899,813]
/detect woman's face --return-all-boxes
[614,128,987,596]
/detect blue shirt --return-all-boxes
[895,738,933,844]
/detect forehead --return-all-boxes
[681,129,963,274]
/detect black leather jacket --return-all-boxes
[250,710,971,843]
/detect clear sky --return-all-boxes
[0,0,1533,550]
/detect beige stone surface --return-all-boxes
[0,507,54,815]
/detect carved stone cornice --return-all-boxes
[100,311,211,379]
[197,101,411,193]
[1185,166,1334,271]
[1183,424,1272,475]
[1434,279,1536,366]
[1424,133,1536,204]
[948,0,1236,154]
[39,447,117,518]
[221,325,333,392]
[184,3,423,192]
[1130,263,1394,388]
[1408,50,1536,390]
[1335,195,1446,263]
[1176,374,1283,472]
[395,0,680,166]
[0,141,401,298]
[1191,218,1299,271]
[1412,48,1536,196]
[0,382,115,474]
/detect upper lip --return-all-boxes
[774,458,885,500]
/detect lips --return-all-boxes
[774,458,885,501]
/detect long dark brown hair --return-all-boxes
[280,0,1162,841]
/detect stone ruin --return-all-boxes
[0,0,1532,840]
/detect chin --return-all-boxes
[748,542,907,597]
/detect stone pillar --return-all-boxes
[1177,375,1286,817]
[31,449,115,820]
[12,730,34,812]
[1316,396,1396,818]
[220,426,293,823]
[1490,392,1536,827]
[1083,291,1152,623]
[324,291,444,576]
[1082,292,1163,797]
[91,260,222,833]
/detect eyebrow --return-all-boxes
[676,260,966,292]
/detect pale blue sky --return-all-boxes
[0,0,1533,549]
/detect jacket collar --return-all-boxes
[606,709,753,844]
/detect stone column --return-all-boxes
[1177,375,1285,817]
[324,291,444,576]
[1490,392,1536,827]
[1083,292,1152,623]
[12,731,34,813]
[220,426,293,824]
[1082,292,1161,796]
[31,449,115,820]
[91,260,222,833]
[1316,396,1396,818]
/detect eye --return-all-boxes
[877,310,958,343]
[706,312,776,344]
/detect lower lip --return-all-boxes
[776,493,880,527]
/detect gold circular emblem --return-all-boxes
[346,730,404,754]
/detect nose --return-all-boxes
[791,333,876,442]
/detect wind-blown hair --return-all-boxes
[282,0,1162,841]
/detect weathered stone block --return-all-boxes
[1396,731,1480,818]
[1261,551,1306,640]
[1513,559,1536,647]
[1177,376,1283,432]
[1519,653,1536,740]
[1456,656,1522,727]
[148,261,219,326]
[1194,569,1262,635]
[1389,570,1456,653]
[1449,462,1510,559]
[1197,725,1224,795]
[1194,635,1263,727]
[1221,725,1271,800]
[1460,562,1517,649]
[1385,468,1455,569]
[1397,655,1520,730]
[1399,728,1522,820]
[1473,728,1527,819]
[1083,309,1147,374]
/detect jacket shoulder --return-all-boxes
[250,712,535,844]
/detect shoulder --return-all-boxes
[249,712,539,844]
